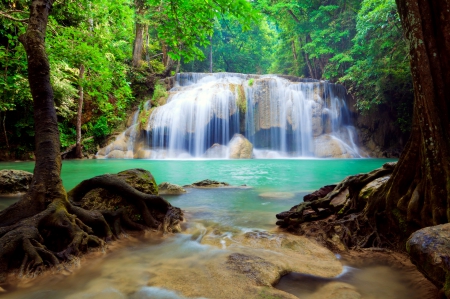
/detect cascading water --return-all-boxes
[97,73,364,159]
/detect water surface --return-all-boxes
[1,158,415,299]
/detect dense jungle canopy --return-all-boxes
[0,0,413,157]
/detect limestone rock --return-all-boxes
[407,224,450,297]
[203,143,227,158]
[313,135,352,158]
[0,169,33,194]
[229,134,253,159]
[106,150,125,159]
[158,182,186,195]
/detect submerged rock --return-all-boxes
[185,179,230,188]
[407,224,450,297]
[0,169,33,194]
[158,182,186,195]
[229,134,253,159]
[259,192,295,199]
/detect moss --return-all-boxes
[151,83,168,106]
[236,85,247,113]
[248,78,255,86]
[443,273,450,298]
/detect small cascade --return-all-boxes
[97,73,365,159]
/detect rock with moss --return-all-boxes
[185,179,230,188]
[78,169,160,224]
[0,169,33,195]
[407,224,450,298]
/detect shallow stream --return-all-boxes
[0,159,427,298]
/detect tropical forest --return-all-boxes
[0,0,448,298]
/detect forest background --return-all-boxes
[0,0,413,158]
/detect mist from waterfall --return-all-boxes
[97,73,364,159]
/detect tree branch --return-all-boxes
[0,11,28,23]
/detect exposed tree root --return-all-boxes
[0,169,183,288]
[276,162,398,251]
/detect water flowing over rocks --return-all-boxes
[0,169,33,195]
[97,72,365,159]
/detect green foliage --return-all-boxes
[92,116,110,140]
[248,78,254,86]
[151,83,168,106]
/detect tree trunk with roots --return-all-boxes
[277,0,450,250]
[0,0,182,288]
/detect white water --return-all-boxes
[99,73,363,159]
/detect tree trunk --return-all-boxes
[209,35,213,73]
[75,64,85,159]
[162,41,169,67]
[15,0,66,217]
[132,1,145,68]
[377,0,450,231]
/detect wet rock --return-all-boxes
[229,134,253,159]
[158,182,186,195]
[313,135,352,158]
[147,229,342,299]
[407,223,450,297]
[259,192,295,199]
[304,185,337,202]
[106,150,126,159]
[203,143,227,158]
[185,179,230,188]
[0,169,33,194]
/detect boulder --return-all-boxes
[304,185,337,202]
[78,169,160,225]
[203,143,228,158]
[158,182,186,195]
[229,134,253,159]
[313,135,352,158]
[407,224,450,297]
[0,169,33,194]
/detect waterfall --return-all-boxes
[97,73,365,159]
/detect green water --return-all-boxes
[0,158,395,191]
[0,159,394,229]
[2,158,420,299]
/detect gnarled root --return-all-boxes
[276,162,397,251]
[0,169,184,287]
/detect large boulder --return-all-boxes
[313,135,352,158]
[407,224,450,297]
[78,169,159,224]
[0,169,33,194]
[229,134,253,159]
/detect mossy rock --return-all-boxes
[78,169,160,224]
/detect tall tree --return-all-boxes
[0,0,181,285]
[276,0,450,249]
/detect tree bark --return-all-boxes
[75,64,85,159]
[14,0,66,218]
[132,0,145,68]
[209,35,213,73]
[376,0,450,231]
